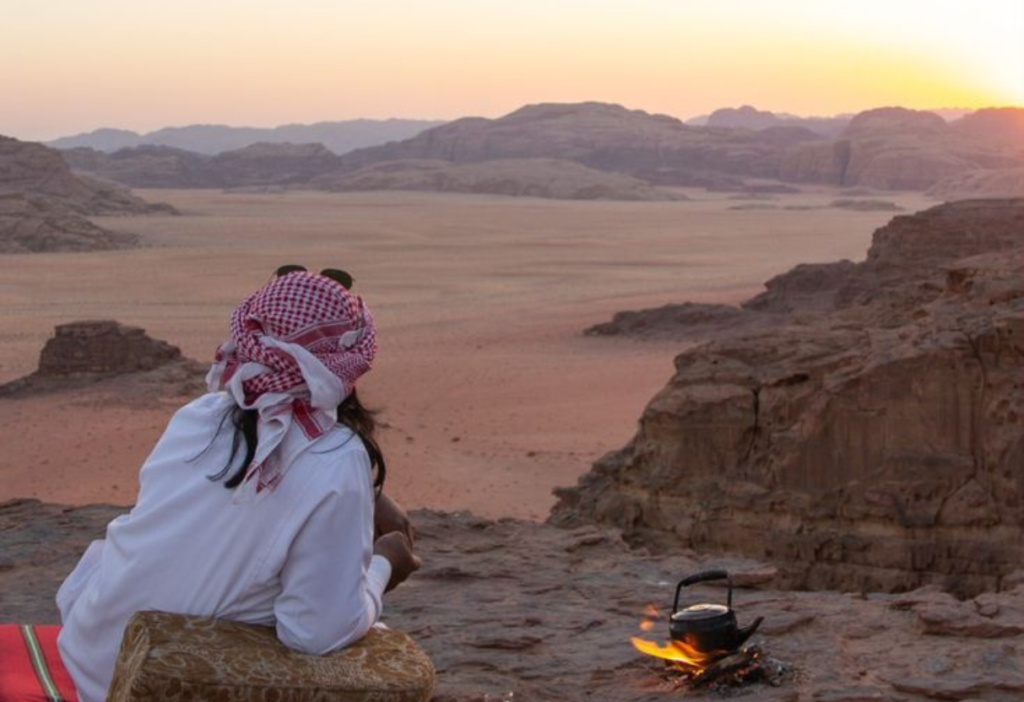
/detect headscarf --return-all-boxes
[206,271,377,500]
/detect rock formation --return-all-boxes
[950,107,1024,151]
[0,136,172,216]
[779,107,1024,190]
[586,302,753,339]
[703,105,851,137]
[56,103,1024,199]
[556,200,1024,597]
[0,136,174,253]
[0,194,137,253]
[0,320,206,398]
[338,102,816,186]
[3,499,1023,702]
[62,145,218,189]
[211,142,342,187]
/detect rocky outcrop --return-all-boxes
[705,106,849,138]
[586,302,753,339]
[950,107,1024,151]
[0,320,206,398]
[62,142,342,189]
[555,200,1024,597]
[339,102,818,184]
[0,194,137,253]
[4,498,1024,702]
[62,145,218,189]
[211,142,341,187]
[779,107,1024,190]
[312,157,681,201]
[37,320,182,375]
[0,135,174,252]
[0,136,173,216]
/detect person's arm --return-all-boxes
[273,452,391,655]
[374,492,415,544]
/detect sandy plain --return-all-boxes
[0,188,935,519]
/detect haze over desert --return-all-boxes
[0,187,931,518]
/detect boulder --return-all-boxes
[37,320,181,376]
[0,320,206,399]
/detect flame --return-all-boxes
[632,603,720,673]
[630,636,717,669]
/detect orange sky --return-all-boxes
[2,0,1022,140]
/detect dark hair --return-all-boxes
[207,389,386,494]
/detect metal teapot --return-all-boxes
[670,569,764,654]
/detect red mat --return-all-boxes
[0,625,79,702]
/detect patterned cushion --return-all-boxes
[106,612,435,702]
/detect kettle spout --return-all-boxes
[734,616,764,648]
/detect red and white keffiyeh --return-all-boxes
[206,271,377,500]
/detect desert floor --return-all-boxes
[0,188,935,519]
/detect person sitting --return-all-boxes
[56,267,420,702]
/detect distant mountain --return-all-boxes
[57,102,1024,199]
[338,102,821,184]
[63,142,343,189]
[951,108,1024,152]
[780,106,1024,190]
[705,105,850,137]
[47,119,445,156]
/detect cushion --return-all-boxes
[106,612,435,702]
[0,624,79,702]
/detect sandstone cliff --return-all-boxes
[62,145,219,189]
[555,200,1024,597]
[339,102,817,184]
[0,136,174,252]
[779,107,1024,190]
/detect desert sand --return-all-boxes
[0,187,934,519]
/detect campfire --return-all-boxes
[630,571,790,690]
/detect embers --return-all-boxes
[643,643,791,692]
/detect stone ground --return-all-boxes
[2,499,1022,702]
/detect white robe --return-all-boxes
[56,392,392,702]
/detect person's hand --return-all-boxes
[375,493,415,545]
[373,532,421,592]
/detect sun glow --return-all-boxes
[0,0,1020,139]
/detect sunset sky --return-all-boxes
[3,0,1022,140]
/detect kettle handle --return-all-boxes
[672,569,733,615]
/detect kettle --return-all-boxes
[670,569,764,654]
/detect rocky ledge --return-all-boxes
[561,200,1024,597]
[2,499,1023,702]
